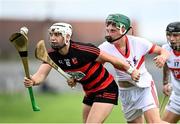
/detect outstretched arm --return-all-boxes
[96,50,140,81]
[24,63,52,87]
[153,45,170,68]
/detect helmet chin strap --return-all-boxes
[170,44,180,51]
[50,38,69,51]
[168,40,180,51]
[105,27,132,43]
[50,43,66,51]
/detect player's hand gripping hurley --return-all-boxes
[9,27,40,111]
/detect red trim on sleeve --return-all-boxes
[148,44,156,54]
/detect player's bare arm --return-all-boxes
[153,45,170,68]
[96,50,140,81]
[162,63,172,96]
[163,63,170,85]
[24,63,52,87]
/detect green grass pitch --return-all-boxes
[0,92,167,123]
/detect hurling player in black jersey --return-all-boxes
[24,22,140,123]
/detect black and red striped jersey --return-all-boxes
[48,40,114,95]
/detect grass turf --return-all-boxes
[0,92,126,123]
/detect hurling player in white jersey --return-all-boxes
[99,13,170,123]
[162,22,180,123]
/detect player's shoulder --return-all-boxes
[98,41,113,49]
[127,35,151,46]
[70,40,100,55]
[127,35,149,42]
[71,40,97,48]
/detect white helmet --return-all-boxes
[49,22,72,38]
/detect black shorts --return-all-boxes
[83,80,118,106]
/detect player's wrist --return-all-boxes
[31,78,36,86]
[126,66,135,75]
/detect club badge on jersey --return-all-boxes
[66,71,86,81]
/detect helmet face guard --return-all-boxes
[166,22,180,51]
[169,42,180,51]
[166,36,180,51]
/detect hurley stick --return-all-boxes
[160,95,168,117]
[9,27,40,111]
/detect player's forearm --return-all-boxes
[163,64,170,85]
[31,69,50,85]
[113,59,135,74]
[160,49,170,61]
[155,45,170,60]
[114,59,140,81]
[31,63,51,86]
[97,50,135,74]
[31,73,46,86]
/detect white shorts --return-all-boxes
[166,91,180,115]
[118,82,159,121]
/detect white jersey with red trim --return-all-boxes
[162,44,180,94]
[99,35,155,87]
